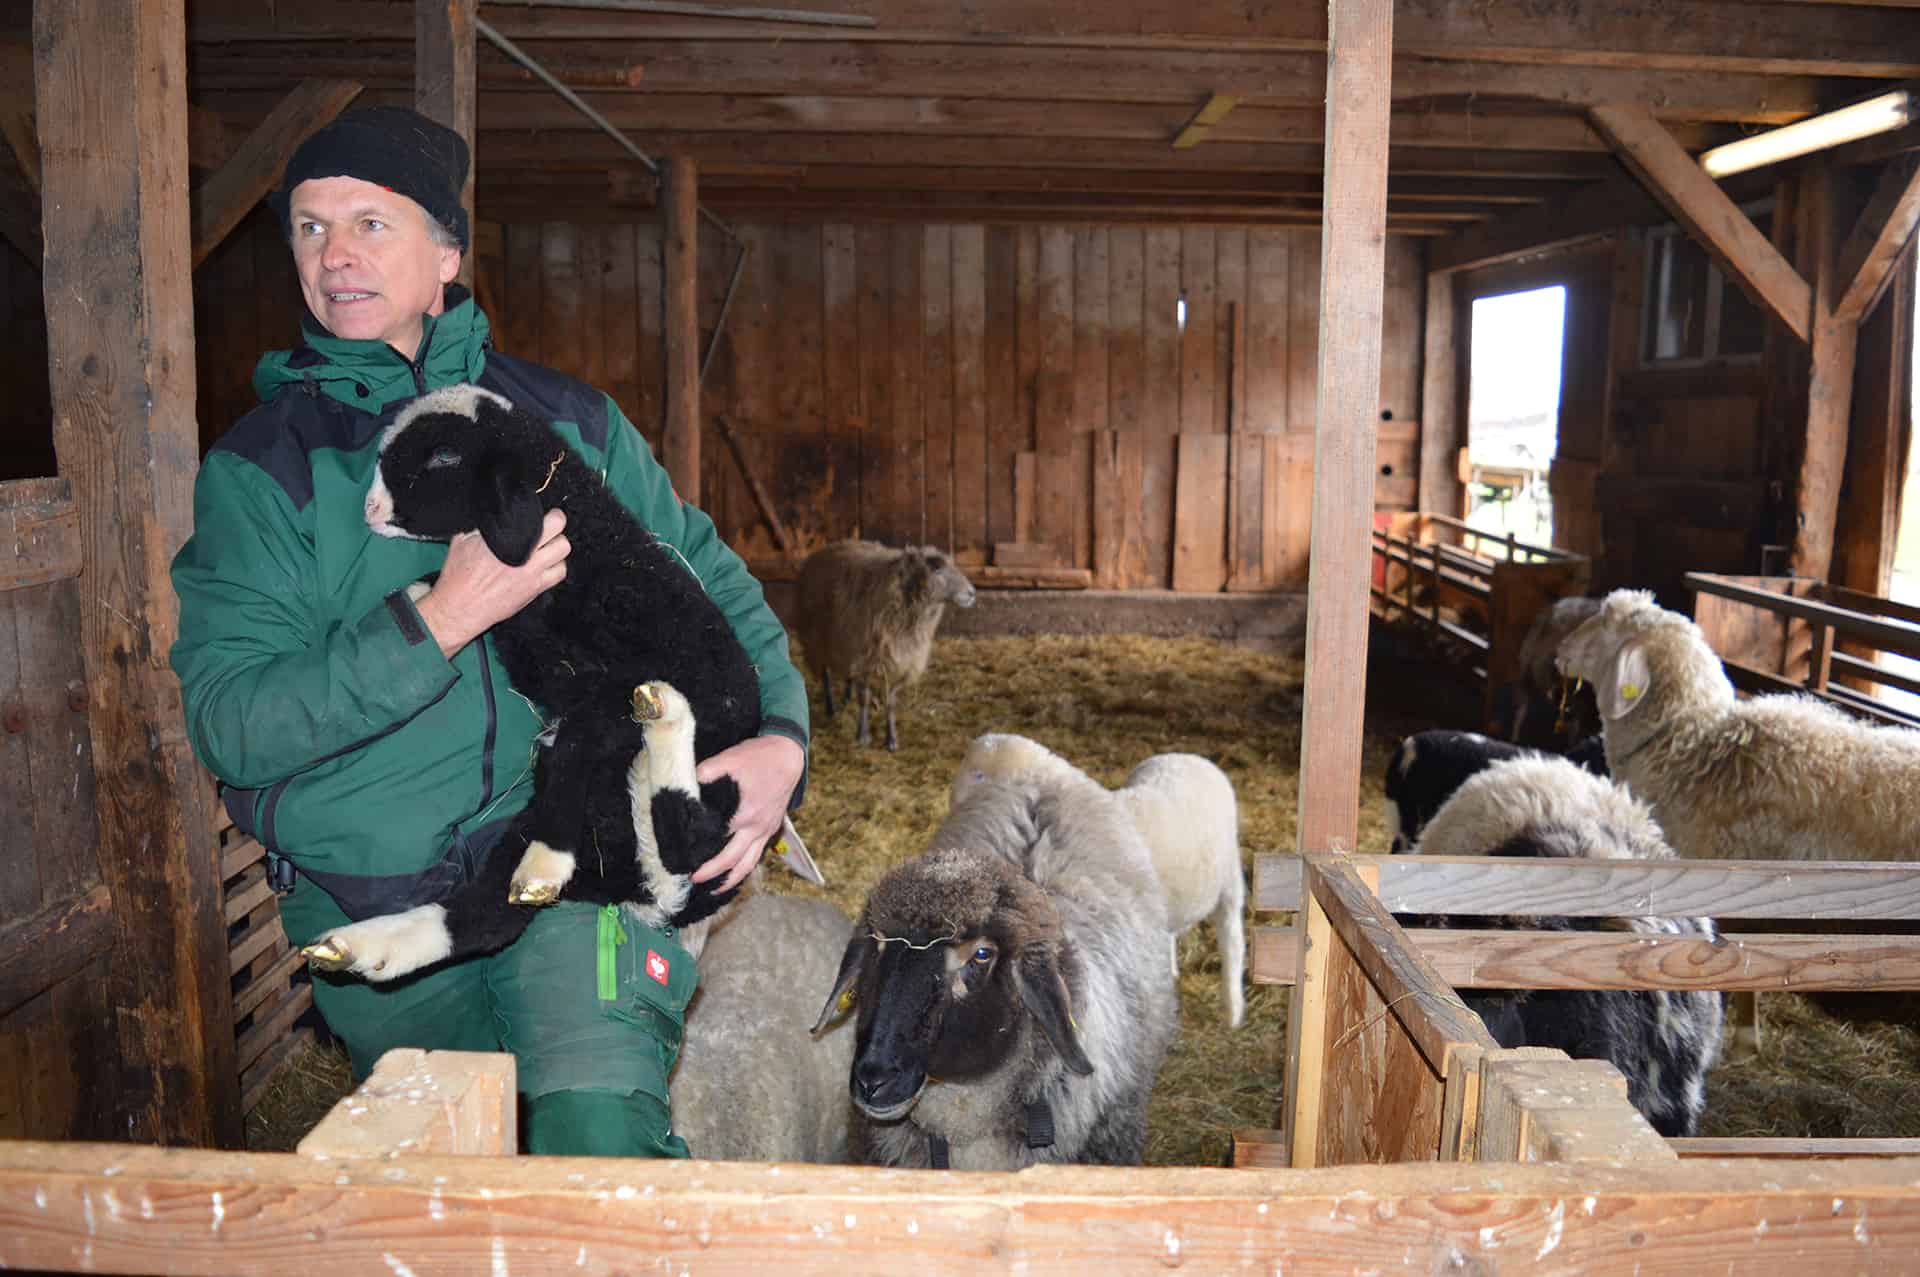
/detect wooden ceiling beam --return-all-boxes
[184,0,1920,78]
[1833,154,1920,323]
[198,86,1716,153]
[187,43,1835,126]
[190,79,364,270]
[1589,103,1813,343]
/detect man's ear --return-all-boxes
[439,244,462,287]
[1598,638,1655,721]
[475,449,544,566]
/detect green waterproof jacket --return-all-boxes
[170,290,808,911]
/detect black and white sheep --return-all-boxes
[670,886,858,1163]
[953,734,1247,1029]
[302,385,758,980]
[793,539,977,751]
[816,733,1177,1168]
[1404,754,1725,1137]
[1383,728,1606,852]
[1556,588,1920,863]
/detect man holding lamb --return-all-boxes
[169,107,809,1157]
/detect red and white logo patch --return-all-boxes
[646,949,670,985]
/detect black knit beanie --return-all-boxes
[271,106,470,249]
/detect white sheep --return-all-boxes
[954,734,1246,1029]
[1408,754,1725,1137]
[1556,589,1920,862]
[793,540,977,751]
[671,887,858,1163]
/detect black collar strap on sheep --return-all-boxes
[924,1099,1057,1168]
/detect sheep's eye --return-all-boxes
[426,447,461,470]
[969,944,996,966]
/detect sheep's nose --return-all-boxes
[852,1059,893,1107]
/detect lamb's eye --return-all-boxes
[426,447,461,469]
[969,944,996,966]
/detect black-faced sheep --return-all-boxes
[1495,595,1603,749]
[1383,728,1607,852]
[302,385,758,980]
[953,733,1246,1029]
[816,734,1177,1168]
[1404,755,1725,1137]
[671,887,858,1163]
[793,539,977,751]
[1556,588,1920,863]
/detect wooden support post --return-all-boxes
[1790,164,1860,583]
[1295,0,1392,857]
[33,0,242,1147]
[1279,859,1334,1168]
[415,0,477,291]
[297,1049,516,1159]
[1477,1054,1676,1164]
[662,154,701,500]
[1418,270,1461,518]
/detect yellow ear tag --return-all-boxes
[1620,682,1641,700]
[771,837,789,858]
[837,988,856,1013]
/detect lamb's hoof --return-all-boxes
[303,937,384,974]
[302,937,353,969]
[631,682,665,722]
[508,877,562,905]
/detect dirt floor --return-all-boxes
[248,621,1920,1164]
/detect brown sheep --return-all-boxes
[794,540,977,751]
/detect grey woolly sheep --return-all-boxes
[671,888,858,1163]
[794,540,977,751]
[817,733,1176,1169]
[1407,755,1725,1137]
[1556,589,1920,863]
[954,734,1246,1029]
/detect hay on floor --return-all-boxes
[245,631,1920,1164]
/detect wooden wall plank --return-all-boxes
[662,158,700,500]
[1033,226,1075,562]
[890,224,926,547]
[1379,238,1423,424]
[498,224,544,362]
[1264,432,1315,589]
[1214,228,1247,437]
[0,587,38,922]
[950,225,989,563]
[1179,226,1217,434]
[19,575,94,908]
[856,223,894,543]
[1172,432,1229,592]
[602,225,640,428]
[820,223,861,544]
[1141,226,1182,588]
[923,224,956,552]
[1288,231,1321,437]
[984,226,1021,552]
[1073,227,1110,437]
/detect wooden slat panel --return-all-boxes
[602,225,640,428]
[1262,432,1314,589]
[1674,1138,1920,1160]
[229,944,306,1025]
[1032,226,1075,563]
[1171,432,1229,592]
[1178,225,1216,435]
[1254,852,1920,920]
[855,223,894,543]
[889,224,925,547]
[235,981,312,1076]
[1091,430,1146,590]
[632,224,664,453]
[949,224,988,562]
[1287,230,1320,437]
[1073,227,1109,438]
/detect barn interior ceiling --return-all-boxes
[5,0,1920,244]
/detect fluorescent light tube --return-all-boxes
[1700,90,1914,178]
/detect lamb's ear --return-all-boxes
[475,449,544,566]
[812,933,869,1035]
[1013,948,1095,1076]
[1599,637,1655,721]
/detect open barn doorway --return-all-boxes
[1887,255,1920,714]
[1464,285,1566,547]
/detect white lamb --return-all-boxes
[952,734,1247,1029]
[1555,589,1920,862]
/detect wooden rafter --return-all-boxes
[1171,92,1241,150]
[190,78,364,270]
[1589,103,1814,343]
[1834,153,1920,323]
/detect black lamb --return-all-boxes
[302,384,758,981]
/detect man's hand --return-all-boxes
[691,734,807,893]
[413,509,570,658]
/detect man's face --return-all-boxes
[289,175,460,358]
